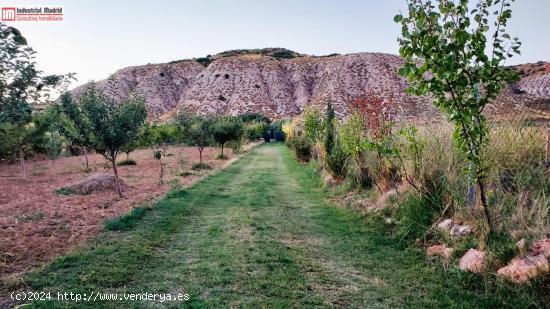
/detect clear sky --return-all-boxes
[5,0,550,86]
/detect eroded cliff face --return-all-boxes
[69,49,549,122]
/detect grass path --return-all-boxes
[26,144,533,308]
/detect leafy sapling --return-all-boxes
[395,0,521,234]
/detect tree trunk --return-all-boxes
[159,158,164,185]
[111,158,123,198]
[477,178,492,235]
[221,143,224,157]
[199,147,203,164]
[84,148,89,170]
[19,146,26,179]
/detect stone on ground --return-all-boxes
[459,249,486,273]
[530,239,550,258]
[426,244,454,265]
[497,255,549,283]
[450,224,472,236]
[437,219,454,231]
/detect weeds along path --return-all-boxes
[26,143,531,308]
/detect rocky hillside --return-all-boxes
[69,48,549,122]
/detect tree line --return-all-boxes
[0,22,285,198]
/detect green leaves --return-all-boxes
[396,0,520,181]
[394,14,403,23]
[303,106,324,143]
[211,116,244,147]
[61,82,147,161]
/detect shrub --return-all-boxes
[228,140,243,155]
[239,112,271,124]
[395,194,437,240]
[196,57,212,67]
[117,159,137,166]
[104,207,147,231]
[192,162,212,170]
[271,50,297,59]
[216,153,229,160]
[55,187,76,196]
[303,106,323,144]
[326,139,348,179]
[263,132,271,142]
[487,232,517,265]
[244,121,266,141]
[274,130,285,141]
[345,155,373,189]
[288,135,311,162]
[339,112,372,188]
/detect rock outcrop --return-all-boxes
[68,48,550,122]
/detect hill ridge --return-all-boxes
[68,49,550,122]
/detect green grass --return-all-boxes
[54,187,77,196]
[104,207,148,231]
[24,144,541,308]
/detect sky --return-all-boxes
[4,0,550,86]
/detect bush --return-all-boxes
[216,153,229,160]
[192,162,212,170]
[303,106,323,144]
[271,50,297,59]
[263,132,271,142]
[196,57,212,67]
[240,112,271,124]
[396,194,437,240]
[244,121,267,141]
[339,113,372,188]
[274,130,285,141]
[104,207,147,231]
[55,187,76,196]
[326,140,348,179]
[288,135,311,162]
[487,232,517,265]
[346,156,373,189]
[117,159,137,166]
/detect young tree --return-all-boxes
[244,121,266,141]
[188,116,213,164]
[212,116,243,158]
[31,106,65,165]
[324,102,336,156]
[323,102,347,178]
[339,112,372,188]
[0,122,34,178]
[149,123,178,185]
[61,85,147,197]
[395,0,521,234]
[0,23,72,177]
[303,106,324,144]
[58,92,93,170]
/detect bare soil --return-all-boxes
[0,146,238,284]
